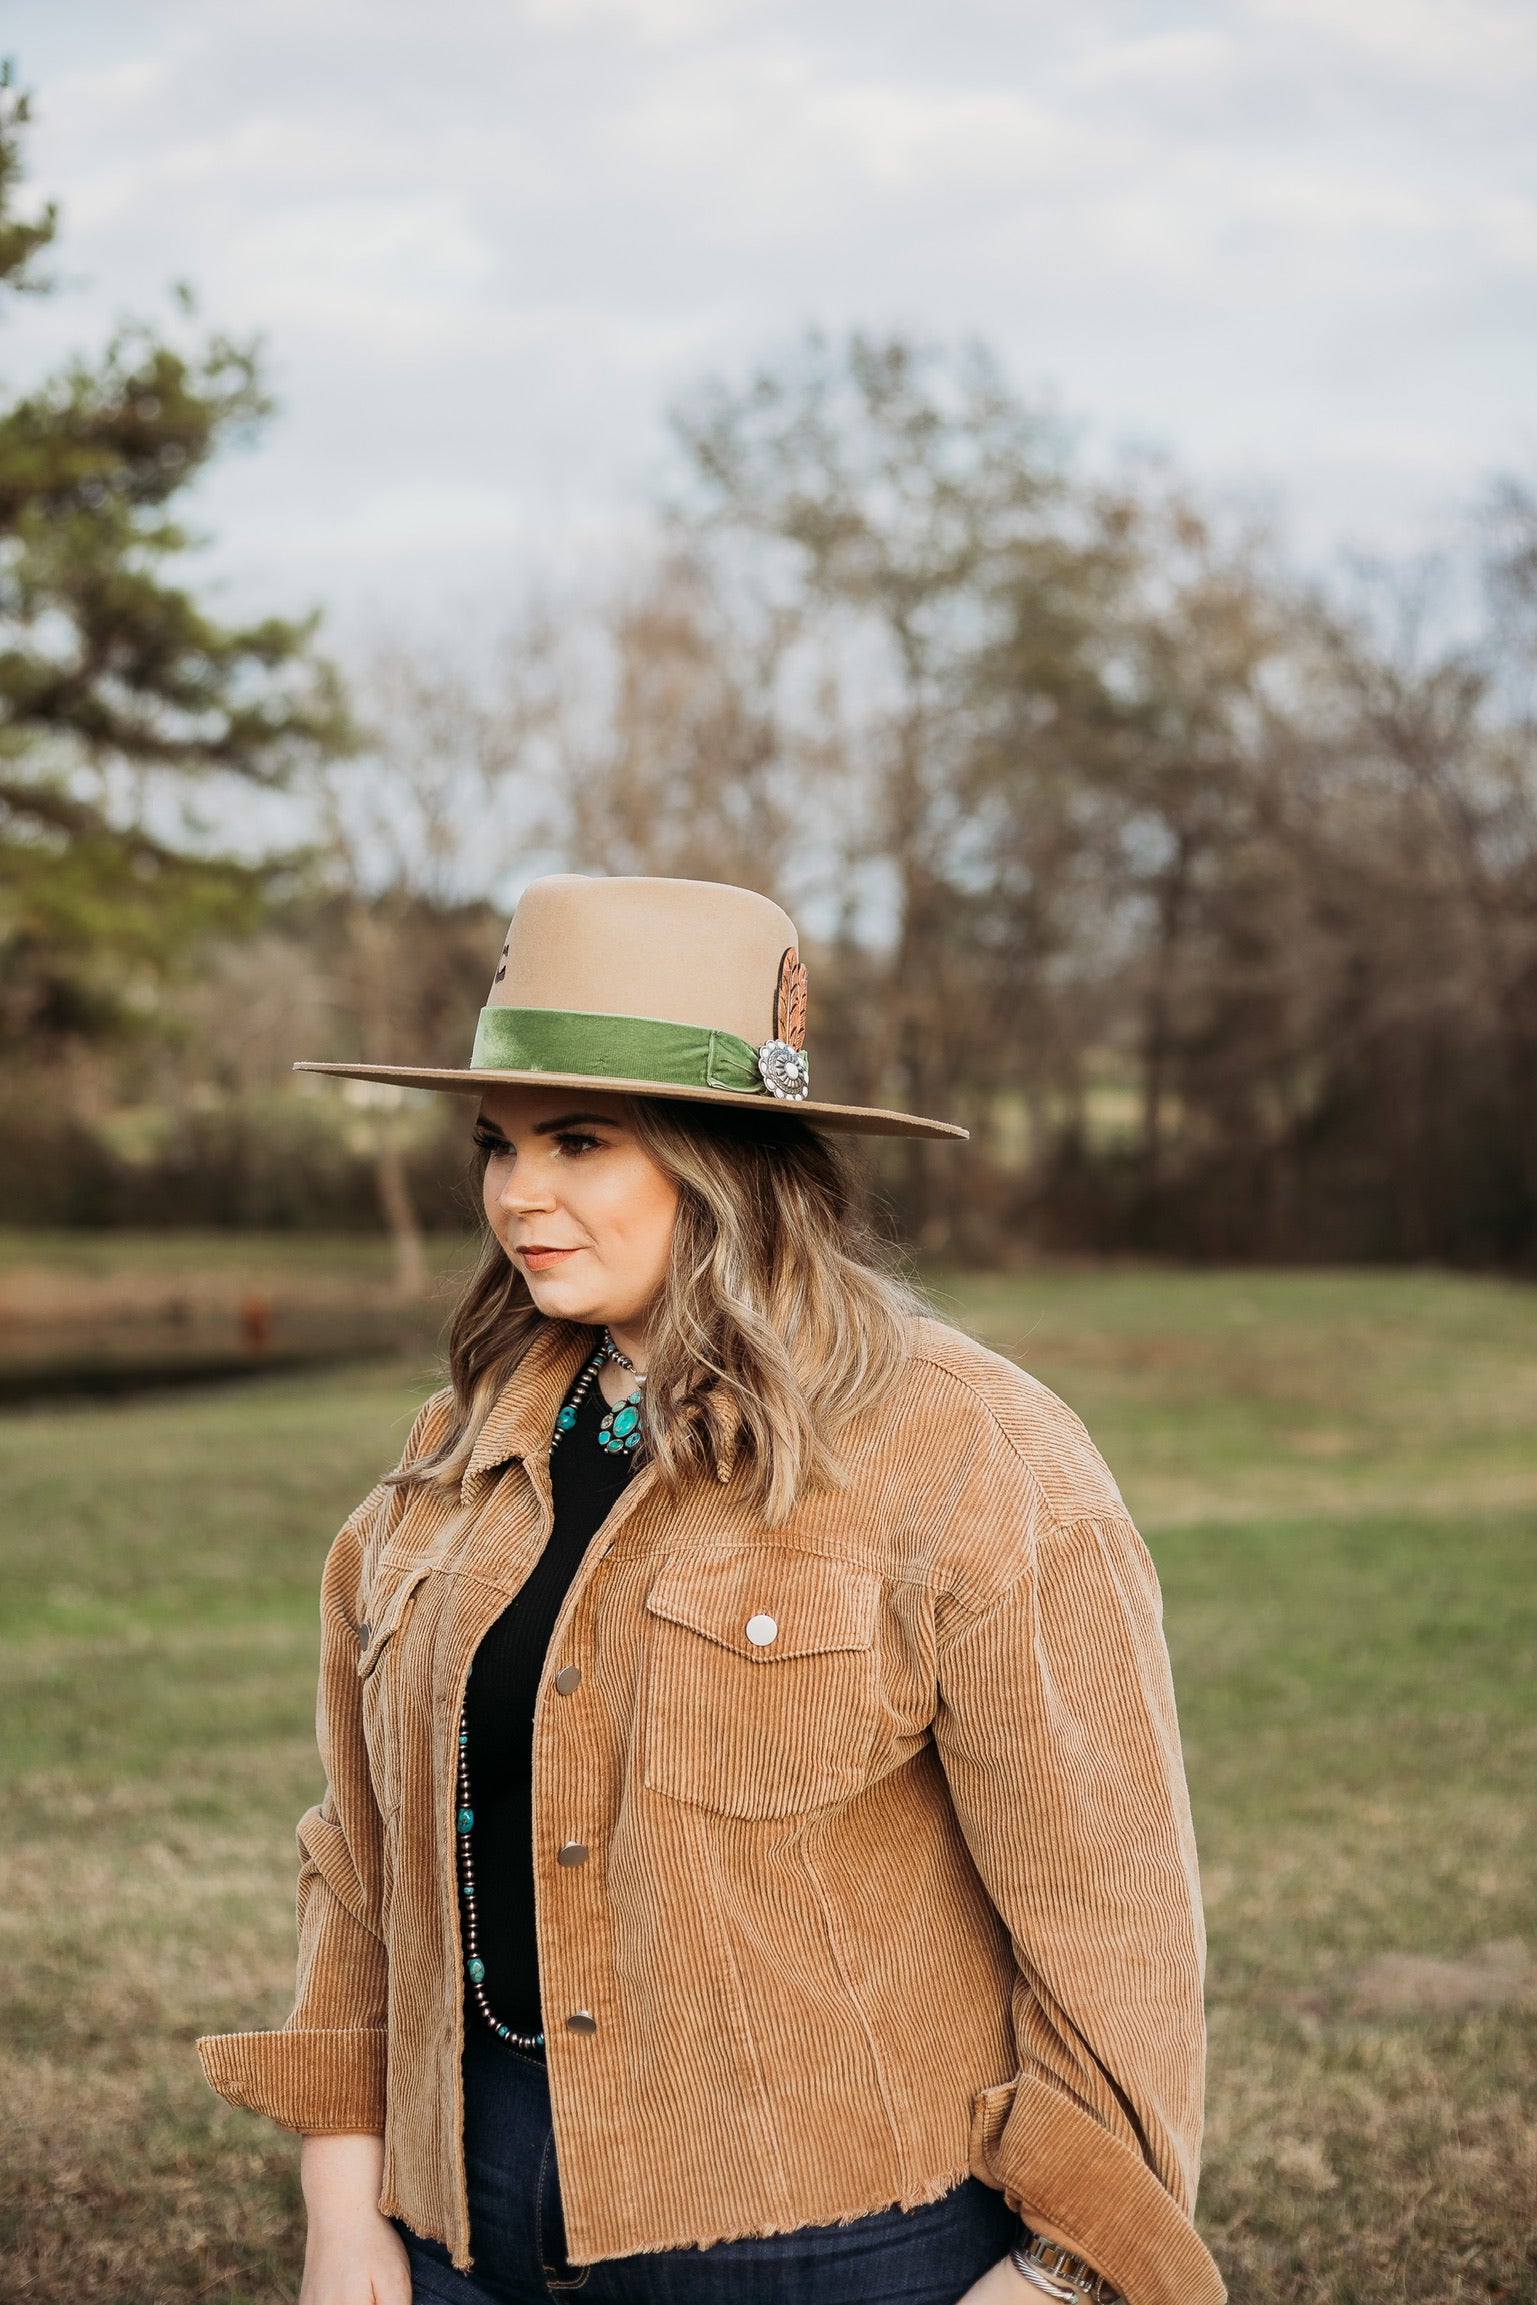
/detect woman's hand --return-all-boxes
[298,2134,411,2305]
[956,2252,1032,2302]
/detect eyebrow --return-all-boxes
[533,1112,623,1135]
[474,1110,621,1139]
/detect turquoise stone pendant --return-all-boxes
[598,1386,644,1453]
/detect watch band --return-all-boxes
[1009,2233,1123,2304]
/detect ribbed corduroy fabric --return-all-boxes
[197,1319,1224,2305]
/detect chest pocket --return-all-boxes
[643,1552,882,1819]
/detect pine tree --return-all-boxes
[0,63,353,1056]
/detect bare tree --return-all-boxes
[673,332,1077,1238]
[307,638,549,1293]
[546,554,805,899]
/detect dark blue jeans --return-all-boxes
[398,2031,1020,2303]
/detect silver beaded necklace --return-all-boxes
[457,1332,645,2051]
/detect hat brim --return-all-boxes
[293,1061,967,1142]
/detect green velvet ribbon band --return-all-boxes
[470,1005,767,1094]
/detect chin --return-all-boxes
[520,1271,606,1327]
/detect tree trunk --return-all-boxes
[375,1141,428,1300]
[1140,833,1194,1201]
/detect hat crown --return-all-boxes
[489,875,799,1049]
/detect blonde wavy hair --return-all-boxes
[401,1098,928,1523]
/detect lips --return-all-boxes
[518,1245,579,1271]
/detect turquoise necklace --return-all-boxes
[458,1331,645,2051]
[595,1333,645,1454]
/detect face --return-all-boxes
[475,1087,680,1345]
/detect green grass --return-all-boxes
[0,1362,435,2301]
[0,1228,471,1280]
[2,1264,1535,2300]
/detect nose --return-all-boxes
[495,1159,558,1218]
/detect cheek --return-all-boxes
[595,1166,679,1272]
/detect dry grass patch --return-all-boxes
[1201,2007,1537,2302]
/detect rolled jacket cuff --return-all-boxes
[197,2026,387,2135]
[969,2073,1225,2305]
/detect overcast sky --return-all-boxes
[8,0,1537,638]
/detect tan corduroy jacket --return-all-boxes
[198,1318,1224,2304]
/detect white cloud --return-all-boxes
[1246,0,1537,96]
[5,0,1533,622]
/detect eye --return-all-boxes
[472,1125,510,1156]
[553,1129,604,1155]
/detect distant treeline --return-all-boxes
[5,69,1537,1265]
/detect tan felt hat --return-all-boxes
[295,874,966,1142]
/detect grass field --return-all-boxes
[2,1262,1535,2302]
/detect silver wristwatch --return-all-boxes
[1009,2232,1124,2304]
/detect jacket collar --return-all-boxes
[466,1319,595,1482]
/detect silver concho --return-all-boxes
[757,1039,810,1101]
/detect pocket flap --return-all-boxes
[646,1552,880,1661]
[356,1560,428,1677]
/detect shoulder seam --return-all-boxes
[933,1501,1144,1649]
[903,1343,1122,1536]
[903,1347,1061,1533]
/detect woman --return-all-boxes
[199,874,1224,2305]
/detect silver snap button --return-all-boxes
[745,1613,778,1647]
[553,1665,582,1696]
[567,2009,598,2035]
[557,1840,589,1868]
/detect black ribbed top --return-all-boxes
[461,1369,634,2038]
